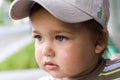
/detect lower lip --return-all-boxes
[45,64,58,70]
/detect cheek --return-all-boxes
[34,43,42,66]
[55,44,83,70]
[57,48,69,57]
[57,49,86,76]
[55,41,96,74]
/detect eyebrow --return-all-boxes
[32,30,73,35]
[32,30,40,34]
[52,30,73,34]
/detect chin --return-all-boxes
[50,73,66,78]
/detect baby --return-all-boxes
[9,0,120,80]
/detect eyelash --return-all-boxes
[34,35,43,41]
[55,35,69,41]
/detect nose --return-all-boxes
[41,44,55,57]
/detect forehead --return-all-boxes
[30,8,88,33]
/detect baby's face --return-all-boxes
[30,9,100,79]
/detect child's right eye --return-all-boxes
[33,35,43,41]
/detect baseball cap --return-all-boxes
[9,0,110,27]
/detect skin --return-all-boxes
[30,8,107,80]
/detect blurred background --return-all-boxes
[0,0,120,80]
[0,0,47,80]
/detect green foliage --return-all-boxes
[5,0,13,3]
[0,41,39,71]
[103,37,120,59]
[0,7,4,25]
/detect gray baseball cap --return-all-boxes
[9,0,110,27]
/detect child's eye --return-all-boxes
[55,35,69,41]
[33,35,43,41]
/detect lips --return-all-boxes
[44,61,58,70]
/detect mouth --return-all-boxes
[44,61,58,70]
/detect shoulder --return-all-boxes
[99,59,120,79]
[103,59,120,72]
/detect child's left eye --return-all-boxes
[55,35,69,41]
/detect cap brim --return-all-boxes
[9,0,93,23]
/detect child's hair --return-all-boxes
[29,3,108,54]
[81,20,108,54]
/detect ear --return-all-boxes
[95,43,106,54]
[95,29,108,54]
